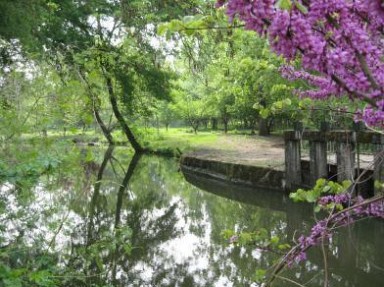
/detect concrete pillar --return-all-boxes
[285,131,302,190]
[336,141,355,182]
[373,134,384,195]
[309,140,328,185]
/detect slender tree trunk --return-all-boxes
[112,152,141,283]
[204,119,208,129]
[188,118,198,134]
[104,74,144,153]
[86,145,114,284]
[93,107,114,145]
[87,145,115,245]
[211,118,218,130]
[193,124,198,134]
[77,69,115,145]
[223,117,229,134]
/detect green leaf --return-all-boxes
[277,0,293,10]
[342,180,352,189]
[322,185,331,193]
[306,190,319,203]
[123,244,132,255]
[221,229,236,240]
[253,103,262,110]
[283,98,292,106]
[168,19,184,32]
[275,101,283,110]
[254,269,267,283]
[259,109,270,119]
[278,243,291,250]
[239,232,253,244]
[294,0,308,14]
[289,190,301,202]
[270,236,280,245]
[157,23,169,36]
[29,270,56,287]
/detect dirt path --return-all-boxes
[184,133,375,171]
[185,134,285,170]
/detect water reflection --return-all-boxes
[184,170,384,287]
[0,146,383,286]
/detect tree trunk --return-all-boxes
[77,69,114,145]
[93,107,114,145]
[211,118,218,130]
[258,118,270,136]
[193,124,198,134]
[203,119,208,129]
[112,152,141,283]
[105,74,144,153]
[87,145,115,245]
[223,118,229,134]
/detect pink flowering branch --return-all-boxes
[217,0,384,127]
[331,74,377,107]
[266,194,384,286]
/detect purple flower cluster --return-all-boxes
[299,220,330,249]
[218,0,384,127]
[353,196,384,219]
[269,11,296,59]
[359,101,384,127]
[291,220,330,265]
[286,196,384,267]
[317,193,351,207]
[223,0,275,34]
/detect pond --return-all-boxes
[0,145,383,286]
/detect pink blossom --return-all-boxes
[218,0,384,127]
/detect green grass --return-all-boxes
[17,129,104,147]
[14,126,283,159]
[140,127,221,154]
[17,127,223,153]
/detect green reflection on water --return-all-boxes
[0,145,383,286]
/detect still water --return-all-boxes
[1,146,383,286]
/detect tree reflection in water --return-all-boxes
[0,146,383,286]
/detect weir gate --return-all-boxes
[285,130,384,194]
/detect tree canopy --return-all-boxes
[217,0,384,127]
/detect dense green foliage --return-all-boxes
[0,1,375,286]
[0,0,357,145]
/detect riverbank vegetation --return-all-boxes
[0,1,361,151]
[1,0,383,286]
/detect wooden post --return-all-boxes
[336,141,355,182]
[373,134,384,195]
[285,131,302,190]
[309,138,328,185]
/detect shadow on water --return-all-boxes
[183,169,310,213]
[0,145,383,286]
[182,168,384,287]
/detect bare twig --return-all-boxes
[273,274,307,287]
[321,239,329,287]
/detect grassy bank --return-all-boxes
[15,127,283,159]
